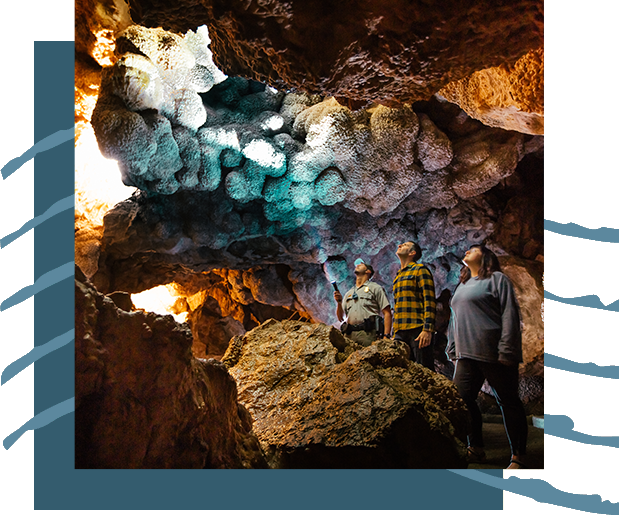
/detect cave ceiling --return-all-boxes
[76,0,544,326]
[125,0,543,112]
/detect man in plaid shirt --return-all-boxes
[392,241,436,371]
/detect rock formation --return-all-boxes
[87,22,542,309]
[439,48,544,135]
[86,26,543,371]
[75,266,267,468]
[163,268,307,358]
[224,319,469,468]
[126,0,543,110]
[73,0,545,469]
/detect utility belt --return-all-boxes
[341,315,384,337]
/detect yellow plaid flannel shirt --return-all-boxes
[392,262,436,332]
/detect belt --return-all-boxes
[346,323,367,333]
[344,323,377,334]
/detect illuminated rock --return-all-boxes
[128,0,542,110]
[498,256,544,369]
[80,3,543,368]
[226,320,469,468]
[75,267,267,468]
[91,24,538,244]
[439,48,544,135]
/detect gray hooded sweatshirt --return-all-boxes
[446,271,522,363]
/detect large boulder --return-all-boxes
[75,266,267,468]
[225,319,469,468]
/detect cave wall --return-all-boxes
[164,268,307,358]
[76,1,544,354]
[75,267,267,468]
[82,21,543,374]
[73,0,545,469]
[126,0,543,111]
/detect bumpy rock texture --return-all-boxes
[163,268,307,358]
[127,0,543,109]
[75,0,544,471]
[439,48,544,135]
[92,23,541,204]
[82,15,544,375]
[75,266,267,468]
[224,319,469,468]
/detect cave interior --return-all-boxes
[74,0,544,469]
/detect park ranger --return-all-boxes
[333,260,392,347]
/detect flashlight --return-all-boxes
[331,281,339,292]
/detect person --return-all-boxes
[446,244,527,469]
[392,241,436,371]
[333,261,392,347]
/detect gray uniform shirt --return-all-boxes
[447,271,522,363]
[343,280,390,325]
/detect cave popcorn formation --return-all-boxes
[91,23,542,327]
[74,0,544,471]
[93,24,528,213]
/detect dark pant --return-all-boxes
[394,327,435,372]
[453,358,528,457]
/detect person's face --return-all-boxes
[396,241,415,258]
[354,263,370,277]
[463,247,483,267]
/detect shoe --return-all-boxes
[466,446,486,463]
[506,459,527,469]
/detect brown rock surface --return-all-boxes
[226,319,469,468]
[490,182,544,261]
[75,266,267,468]
[127,0,543,106]
[155,268,306,358]
[439,48,544,135]
[499,256,544,371]
[76,0,131,65]
[74,217,104,279]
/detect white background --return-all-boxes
[1,1,618,515]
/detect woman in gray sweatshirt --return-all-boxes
[447,244,527,469]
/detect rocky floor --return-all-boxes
[467,414,544,470]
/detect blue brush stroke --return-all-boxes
[0,261,74,311]
[1,329,74,385]
[3,397,74,450]
[1,194,73,248]
[449,470,619,515]
[545,414,619,449]
[545,219,619,243]
[546,353,619,379]
[1,128,74,180]
[545,290,619,313]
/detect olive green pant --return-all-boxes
[349,329,377,347]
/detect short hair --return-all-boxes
[365,264,375,278]
[406,241,422,260]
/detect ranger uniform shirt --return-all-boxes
[343,280,390,325]
[392,262,436,332]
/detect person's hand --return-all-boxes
[333,291,343,303]
[415,330,432,348]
